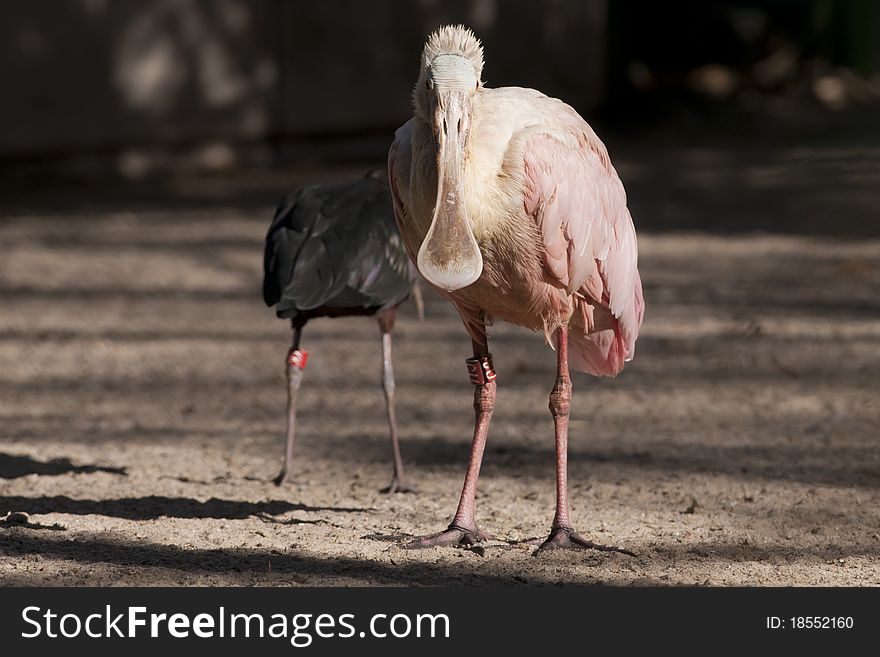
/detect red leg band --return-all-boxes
[287,349,309,370]
[466,354,496,386]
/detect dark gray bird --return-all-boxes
[263,171,421,492]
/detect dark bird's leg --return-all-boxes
[406,326,495,548]
[377,309,412,494]
[538,324,635,555]
[411,279,425,321]
[274,320,307,486]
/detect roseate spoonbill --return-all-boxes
[263,171,422,492]
[389,26,644,550]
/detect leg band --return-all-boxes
[287,349,309,370]
[466,354,497,386]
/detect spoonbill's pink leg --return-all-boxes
[274,321,306,486]
[406,329,495,548]
[377,309,412,494]
[538,325,635,555]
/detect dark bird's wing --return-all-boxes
[263,176,415,319]
[328,178,415,309]
[262,188,322,310]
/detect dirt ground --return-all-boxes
[1,140,879,586]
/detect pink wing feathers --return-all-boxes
[522,130,644,376]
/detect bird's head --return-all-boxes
[413,25,484,123]
[412,25,485,291]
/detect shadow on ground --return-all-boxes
[0,453,127,479]
[0,495,369,521]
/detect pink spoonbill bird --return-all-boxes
[389,26,644,551]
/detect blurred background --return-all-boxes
[1,1,879,586]
[2,0,879,211]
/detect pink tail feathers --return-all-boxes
[568,271,644,377]
[568,329,629,376]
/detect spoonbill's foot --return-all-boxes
[404,523,493,549]
[380,477,415,494]
[536,526,636,556]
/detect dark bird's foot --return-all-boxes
[536,526,637,556]
[273,470,294,486]
[404,523,493,549]
[380,477,415,494]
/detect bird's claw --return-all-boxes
[273,470,293,486]
[380,477,415,494]
[536,526,636,556]
[404,523,493,549]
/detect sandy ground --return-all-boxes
[1,144,879,586]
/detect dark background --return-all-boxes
[1,1,878,180]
